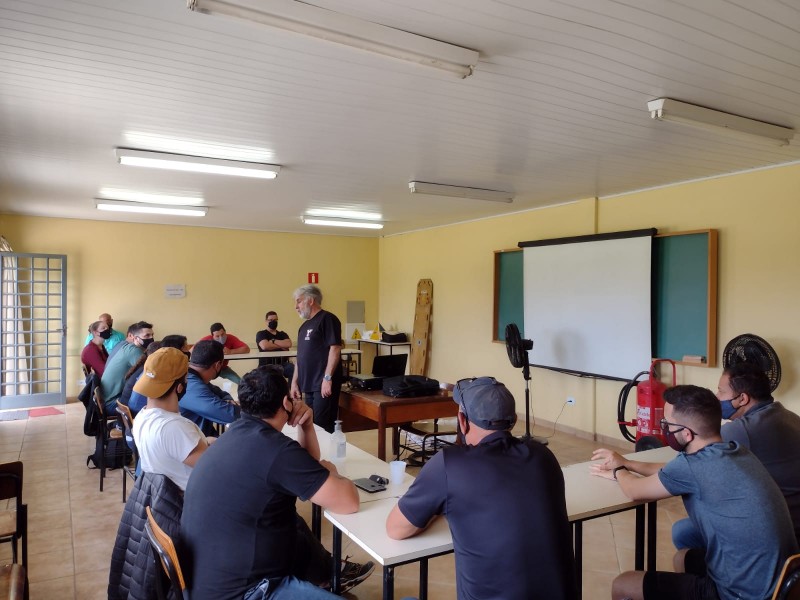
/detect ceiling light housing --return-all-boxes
[96,200,207,217]
[187,0,479,78]
[116,148,281,179]
[98,187,204,206]
[302,217,383,230]
[409,181,514,203]
[647,98,794,146]
[305,208,382,221]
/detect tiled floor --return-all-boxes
[0,402,688,599]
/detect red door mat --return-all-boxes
[28,407,65,417]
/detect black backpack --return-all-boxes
[86,422,127,470]
[383,375,440,398]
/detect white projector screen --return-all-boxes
[522,231,654,380]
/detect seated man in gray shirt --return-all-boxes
[673,362,800,549]
[592,385,797,600]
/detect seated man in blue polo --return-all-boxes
[591,384,797,600]
[386,376,577,600]
[180,339,240,436]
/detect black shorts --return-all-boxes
[643,549,721,600]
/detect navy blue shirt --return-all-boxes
[398,431,577,600]
[181,414,330,600]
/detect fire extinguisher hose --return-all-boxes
[617,371,649,443]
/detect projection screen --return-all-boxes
[521,229,655,380]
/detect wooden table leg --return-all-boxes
[378,412,387,461]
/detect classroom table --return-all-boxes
[325,444,676,600]
[338,388,459,461]
[356,338,412,356]
[224,348,363,374]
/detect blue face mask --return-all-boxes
[720,395,740,420]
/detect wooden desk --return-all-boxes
[338,388,458,461]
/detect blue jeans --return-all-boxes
[219,366,241,384]
[243,576,338,600]
[672,517,705,549]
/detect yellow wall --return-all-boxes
[0,215,379,394]
[378,163,800,444]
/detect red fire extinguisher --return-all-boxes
[618,359,676,448]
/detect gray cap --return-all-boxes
[453,377,517,430]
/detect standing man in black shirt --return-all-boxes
[290,285,343,433]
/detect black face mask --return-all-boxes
[268,320,278,330]
[139,337,154,349]
[176,382,187,401]
[99,329,112,340]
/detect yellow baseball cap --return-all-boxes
[133,347,188,398]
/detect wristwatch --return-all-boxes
[612,466,628,480]
[323,374,332,382]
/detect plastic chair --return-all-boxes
[115,404,139,502]
[92,387,123,492]
[144,506,189,600]
[0,462,27,572]
[773,553,800,600]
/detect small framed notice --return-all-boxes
[165,284,186,299]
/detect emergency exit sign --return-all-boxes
[308,273,319,284]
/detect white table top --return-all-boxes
[325,444,677,568]
[224,349,362,360]
[356,339,411,347]
[564,445,676,522]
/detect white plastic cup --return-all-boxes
[389,460,406,485]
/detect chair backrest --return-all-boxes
[93,386,106,419]
[82,364,91,377]
[116,404,139,459]
[145,506,188,600]
[0,461,23,505]
[773,554,800,600]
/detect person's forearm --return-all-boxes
[324,346,342,379]
[298,422,320,460]
[622,459,665,477]
[275,338,291,349]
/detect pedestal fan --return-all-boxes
[505,323,547,444]
[722,333,781,392]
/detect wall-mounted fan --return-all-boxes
[505,323,547,444]
[722,333,781,392]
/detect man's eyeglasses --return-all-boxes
[659,419,697,436]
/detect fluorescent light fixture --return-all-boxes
[306,208,382,221]
[647,98,794,146]
[96,200,207,217]
[98,187,204,206]
[187,0,479,78]
[116,148,281,179]
[408,181,514,203]
[302,217,383,230]
[125,132,274,162]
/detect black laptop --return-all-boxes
[350,354,408,390]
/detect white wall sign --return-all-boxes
[164,284,186,299]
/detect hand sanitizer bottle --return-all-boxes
[330,420,346,462]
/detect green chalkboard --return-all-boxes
[493,230,717,365]
[493,250,524,341]
[653,231,717,366]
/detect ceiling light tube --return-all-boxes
[408,181,514,203]
[96,200,207,217]
[647,98,794,146]
[302,217,383,230]
[98,187,204,206]
[187,0,479,78]
[116,148,281,179]
[306,208,382,221]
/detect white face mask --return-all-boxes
[215,335,228,345]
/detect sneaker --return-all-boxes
[339,558,375,593]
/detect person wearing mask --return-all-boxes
[180,340,240,436]
[198,322,249,383]
[256,310,293,378]
[81,320,111,376]
[591,385,797,600]
[100,321,154,411]
[83,312,125,352]
[119,335,188,416]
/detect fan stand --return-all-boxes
[520,361,548,445]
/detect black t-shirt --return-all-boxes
[181,414,330,600]
[296,309,342,392]
[398,431,577,600]
[255,329,290,366]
